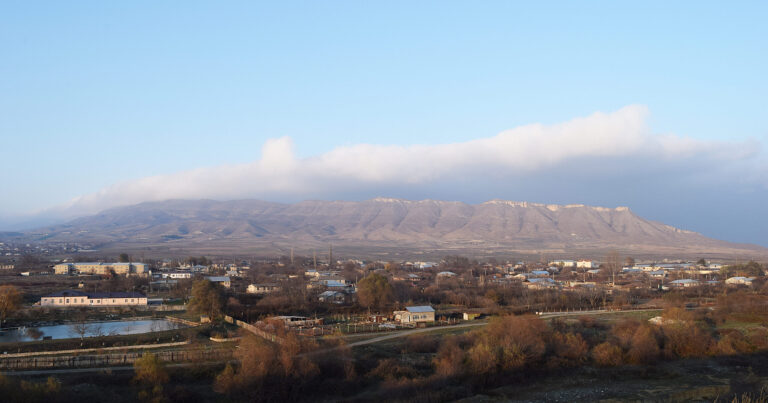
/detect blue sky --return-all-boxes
[1,1,767,245]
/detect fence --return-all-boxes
[0,341,189,359]
[0,348,232,370]
[149,304,188,312]
[224,315,284,345]
[165,316,200,327]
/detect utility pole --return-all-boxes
[290,248,294,265]
[313,251,317,271]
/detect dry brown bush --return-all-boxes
[216,333,320,399]
[611,319,641,350]
[549,331,589,365]
[662,323,713,359]
[748,328,768,350]
[368,358,419,380]
[591,341,624,367]
[662,306,695,323]
[716,329,754,355]
[433,336,467,377]
[627,325,660,364]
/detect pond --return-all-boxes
[0,319,187,343]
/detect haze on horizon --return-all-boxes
[1,2,767,246]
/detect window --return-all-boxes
[65,299,69,303]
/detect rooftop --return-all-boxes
[44,290,146,299]
[406,305,434,313]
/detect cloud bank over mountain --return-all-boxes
[5,105,766,245]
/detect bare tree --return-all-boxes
[606,251,621,286]
[68,309,92,341]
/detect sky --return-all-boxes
[1,1,767,245]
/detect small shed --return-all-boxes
[463,312,480,321]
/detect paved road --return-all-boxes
[338,309,661,349]
[344,322,487,348]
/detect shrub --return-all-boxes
[591,341,623,367]
[627,325,660,364]
[549,331,589,367]
[716,330,754,355]
[433,336,467,377]
[662,324,713,359]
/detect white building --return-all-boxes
[576,260,598,269]
[318,290,346,304]
[394,306,435,325]
[247,283,281,294]
[162,272,192,279]
[40,290,147,307]
[669,279,700,288]
[726,277,754,286]
[53,262,148,276]
[526,277,558,289]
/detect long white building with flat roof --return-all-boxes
[54,262,148,276]
[40,290,147,307]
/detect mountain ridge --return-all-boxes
[5,198,766,258]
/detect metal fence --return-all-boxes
[0,348,232,370]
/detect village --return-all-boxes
[1,251,767,402]
[1,252,764,333]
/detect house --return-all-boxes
[550,260,576,268]
[40,290,147,307]
[669,279,700,288]
[247,283,281,294]
[205,276,231,288]
[319,277,347,286]
[437,271,457,278]
[567,281,596,288]
[726,277,754,286]
[394,306,435,325]
[526,277,558,289]
[318,290,346,304]
[162,272,192,279]
[576,260,598,269]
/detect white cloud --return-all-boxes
[43,104,762,218]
